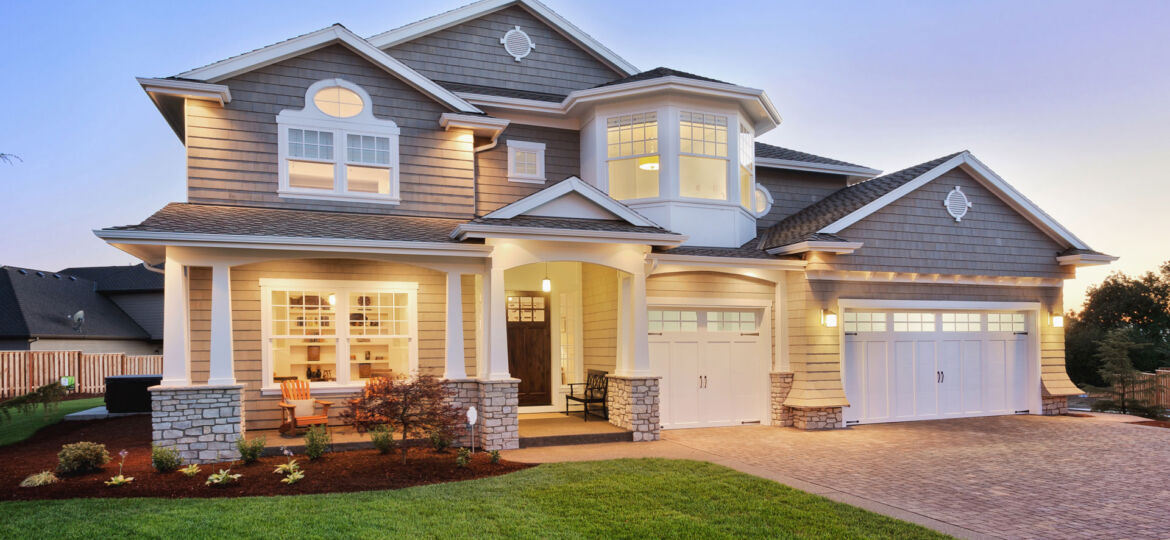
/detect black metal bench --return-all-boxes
[565,369,608,421]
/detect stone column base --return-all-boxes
[606,375,661,441]
[477,379,519,450]
[150,384,244,464]
[770,372,794,427]
[789,406,843,430]
[1042,396,1069,416]
[443,379,480,448]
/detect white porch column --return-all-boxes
[206,264,235,386]
[485,263,511,380]
[630,269,650,375]
[773,272,790,372]
[616,273,633,375]
[161,252,190,386]
[444,271,467,379]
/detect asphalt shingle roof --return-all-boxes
[758,152,964,250]
[594,67,729,88]
[60,265,163,293]
[755,142,871,170]
[0,267,150,340]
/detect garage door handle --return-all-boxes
[940,371,945,383]
[936,371,941,383]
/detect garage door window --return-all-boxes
[843,312,887,333]
[892,312,935,332]
[941,312,981,332]
[649,310,699,332]
[707,311,758,333]
[987,313,1025,332]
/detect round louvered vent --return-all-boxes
[500,26,534,61]
[944,186,972,221]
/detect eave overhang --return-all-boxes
[756,157,881,179]
[450,224,686,247]
[137,78,232,140]
[1057,253,1119,267]
[765,240,864,256]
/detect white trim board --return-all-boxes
[818,152,1091,251]
[755,157,880,179]
[366,0,639,77]
[176,25,480,114]
[137,78,231,105]
[482,176,660,227]
[766,240,863,256]
[806,269,1063,288]
[838,299,1042,311]
[450,223,685,246]
[647,296,773,309]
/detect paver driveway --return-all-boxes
[507,415,1170,539]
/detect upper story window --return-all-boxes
[738,124,754,210]
[507,140,546,184]
[753,184,773,217]
[678,112,728,200]
[276,79,401,204]
[606,112,659,200]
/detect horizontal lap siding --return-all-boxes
[187,45,475,217]
[385,6,622,96]
[833,169,1071,279]
[756,168,849,229]
[476,125,580,214]
[581,265,617,374]
[217,259,447,431]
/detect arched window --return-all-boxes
[276,79,401,204]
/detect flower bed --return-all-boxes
[0,415,530,501]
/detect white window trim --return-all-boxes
[604,110,661,201]
[677,109,731,203]
[259,277,419,392]
[754,184,774,217]
[277,78,402,205]
[506,139,546,184]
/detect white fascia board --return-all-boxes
[483,176,660,227]
[838,299,1042,311]
[756,157,881,178]
[1056,253,1119,267]
[765,241,864,256]
[458,93,566,115]
[94,229,492,258]
[646,252,806,270]
[451,224,686,246]
[137,78,232,105]
[438,113,510,137]
[366,0,638,76]
[176,25,480,114]
[564,77,782,130]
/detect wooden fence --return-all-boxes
[0,351,163,398]
[1130,369,1170,410]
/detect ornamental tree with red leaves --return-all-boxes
[341,375,464,464]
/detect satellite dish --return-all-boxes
[70,310,85,332]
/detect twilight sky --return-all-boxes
[1,0,1167,310]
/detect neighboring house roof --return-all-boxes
[0,267,150,340]
[59,265,163,293]
[594,67,728,88]
[366,0,639,76]
[435,80,567,103]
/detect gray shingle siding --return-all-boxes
[756,168,849,230]
[830,168,1071,279]
[187,44,476,217]
[476,124,580,215]
[385,5,623,96]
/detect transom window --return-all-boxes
[679,111,728,200]
[506,293,547,322]
[506,140,546,184]
[988,313,1026,332]
[277,79,401,204]
[606,112,659,200]
[262,280,417,387]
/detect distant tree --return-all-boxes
[1065,261,1170,387]
[1089,328,1164,419]
[0,153,20,165]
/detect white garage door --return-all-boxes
[648,308,770,429]
[843,310,1032,425]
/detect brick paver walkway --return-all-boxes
[506,415,1170,539]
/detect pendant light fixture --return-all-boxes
[541,262,552,293]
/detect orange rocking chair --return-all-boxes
[278,379,334,435]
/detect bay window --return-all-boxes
[738,124,754,209]
[678,111,728,200]
[262,279,417,388]
[606,112,659,200]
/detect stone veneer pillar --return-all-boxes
[606,375,660,441]
[1042,396,1069,416]
[150,384,244,463]
[789,407,843,430]
[442,379,480,448]
[476,379,519,450]
[770,372,794,427]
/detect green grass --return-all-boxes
[0,397,104,447]
[0,459,947,539]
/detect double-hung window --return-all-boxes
[738,124,755,210]
[678,111,728,200]
[277,79,401,204]
[606,112,659,200]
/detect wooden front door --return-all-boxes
[506,291,552,406]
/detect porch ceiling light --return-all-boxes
[821,309,838,328]
[542,262,552,293]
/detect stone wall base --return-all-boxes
[606,375,661,441]
[1042,396,1069,416]
[150,384,244,464]
[770,372,794,427]
[789,406,843,430]
[476,379,519,450]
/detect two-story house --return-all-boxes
[98,0,1115,462]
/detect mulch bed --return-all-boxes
[1130,420,1170,429]
[1,415,532,501]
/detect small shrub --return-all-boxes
[304,425,330,460]
[57,442,110,475]
[429,430,451,453]
[236,436,266,463]
[489,450,501,465]
[151,445,182,473]
[455,447,471,468]
[341,375,465,464]
[105,449,134,487]
[369,424,395,455]
[205,465,241,486]
[179,464,202,477]
[274,447,300,475]
[281,470,305,485]
[19,471,58,488]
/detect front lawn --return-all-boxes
[0,397,103,446]
[0,458,947,539]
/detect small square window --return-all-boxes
[507,140,546,183]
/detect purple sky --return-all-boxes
[1,0,1167,310]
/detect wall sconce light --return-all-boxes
[822,309,838,328]
[1050,313,1064,328]
[541,262,552,293]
